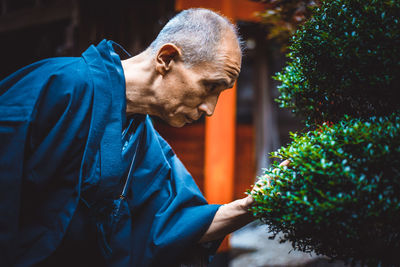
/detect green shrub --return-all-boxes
[275,0,400,126]
[250,115,400,266]
[251,0,400,264]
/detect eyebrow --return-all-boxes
[206,78,233,88]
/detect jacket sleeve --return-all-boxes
[0,57,94,265]
[112,117,222,267]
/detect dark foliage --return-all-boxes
[250,0,400,265]
[251,115,400,266]
[252,0,320,46]
[275,0,400,127]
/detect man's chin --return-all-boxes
[168,120,186,128]
[164,114,193,127]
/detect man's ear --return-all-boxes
[155,43,182,75]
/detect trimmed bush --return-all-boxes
[251,115,400,265]
[250,0,400,265]
[275,0,400,126]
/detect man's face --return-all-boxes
[157,34,242,127]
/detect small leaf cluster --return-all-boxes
[252,0,320,46]
[275,0,400,126]
[250,115,400,266]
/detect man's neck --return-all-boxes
[121,50,159,116]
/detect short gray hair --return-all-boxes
[149,8,242,66]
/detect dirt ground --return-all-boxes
[229,221,349,267]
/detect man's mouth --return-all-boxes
[185,115,194,123]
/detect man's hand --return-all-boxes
[251,159,291,194]
[199,160,291,243]
[199,197,254,243]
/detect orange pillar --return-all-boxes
[204,86,236,251]
[204,85,236,205]
[203,0,236,251]
[204,0,235,206]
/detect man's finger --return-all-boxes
[251,177,269,194]
[279,159,291,167]
[251,160,290,193]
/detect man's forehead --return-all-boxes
[206,45,241,70]
[218,54,241,83]
[198,58,240,86]
[188,28,242,78]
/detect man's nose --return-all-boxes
[198,95,219,116]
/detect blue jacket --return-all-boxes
[0,40,220,266]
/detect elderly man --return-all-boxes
[0,8,254,267]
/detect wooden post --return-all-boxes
[254,35,280,176]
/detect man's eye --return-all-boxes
[209,84,218,92]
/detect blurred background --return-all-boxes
[0,0,346,266]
